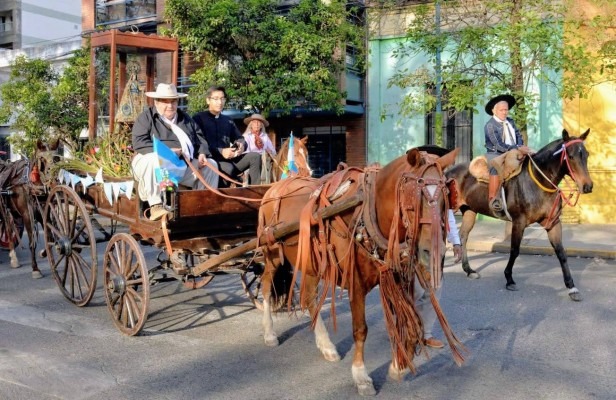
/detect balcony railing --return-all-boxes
[0,22,12,33]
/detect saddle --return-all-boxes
[468,149,526,183]
[0,159,29,190]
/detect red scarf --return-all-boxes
[254,132,264,150]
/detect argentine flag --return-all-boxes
[281,132,299,179]
[153,136,186,185]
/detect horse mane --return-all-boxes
[530,137,565,165]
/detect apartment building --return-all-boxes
[0,0,82,157]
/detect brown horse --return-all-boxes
[0,159,42,278]
[269,135,311,182]
[446,129,593,301]
[257,148,464,395]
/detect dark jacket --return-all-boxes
[484,116,524,154]
[192,111,244,161]
[132,107,212,158]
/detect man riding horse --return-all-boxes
[484,94,533,217]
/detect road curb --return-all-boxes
[462,241,616,260]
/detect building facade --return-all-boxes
[0,0,82,159]
[366,1,616,224]
[83,0,367,177]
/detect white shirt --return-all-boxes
[493,116,516,146]
[243,131,276,155]
[447,210,461,245]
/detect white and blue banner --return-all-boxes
[153,136,186,185]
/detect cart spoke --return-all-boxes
[103,233,149,336]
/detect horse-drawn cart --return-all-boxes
[34,134,312,336]
[41,178,275,335]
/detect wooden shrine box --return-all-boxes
[87,30,179,138]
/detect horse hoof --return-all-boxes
[357,383,377,397]
[506,283,518,291]
[32,271,43,279]
[387,364,408,381]
[10,263,22,269]
[38,249,46,258]
[568,288,583,302]
[467,272,480,279]
[322,349,341,362]
[264,335,279,347]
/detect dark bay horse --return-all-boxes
[446,129,593,301]
[257,148,465,395]
[0,158,42,278]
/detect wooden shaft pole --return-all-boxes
[191,193,363,276]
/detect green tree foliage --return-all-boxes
[376,0,616,137]
[0,47,90,157]
[164,0,365,115]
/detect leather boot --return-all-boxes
[488,175,503,212]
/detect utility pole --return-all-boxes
[434,0,443,147]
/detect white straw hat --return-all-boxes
[145,83,188,99]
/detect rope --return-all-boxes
[183,155,262,202]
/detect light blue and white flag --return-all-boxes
[153,137,186,185]
[281,132,299,179]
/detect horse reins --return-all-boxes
[528,138,584,206]
[527,139,585,227]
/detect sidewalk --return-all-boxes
[457,217,616,260]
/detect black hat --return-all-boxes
[485,94,516,115]
[415,144,452,157]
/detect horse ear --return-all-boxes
[406,148,423,168]
[562,129,570,141]
[580,128,590,141]
[300,136,308,144]
[437,147,460,169]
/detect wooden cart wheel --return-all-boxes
[240,263,266,311]
[241,262,296,313]
[103,233,150,336]
[43,185,97,306]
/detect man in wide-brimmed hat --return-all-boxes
[193,86,262,187]
[484,94,531,216]
[131,83,219,221]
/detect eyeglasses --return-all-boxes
[209,97,226,102]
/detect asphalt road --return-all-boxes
[0,238,615,400]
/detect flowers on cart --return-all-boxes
[158,169,176,192]
[54,126,134,178]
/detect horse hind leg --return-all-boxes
[459,209,480,279]
[503,221,526,291]
[9,248,20,269]
[22,196,42,279]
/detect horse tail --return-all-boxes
[269,258,295,311]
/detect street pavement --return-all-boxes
[0,219,614,399]
[455,217,615,260]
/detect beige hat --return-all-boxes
[243,113,269,127]
[145,83,188,99]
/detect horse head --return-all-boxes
[376,147,459,286]
[561,128,593,194]
[273,136,312,181]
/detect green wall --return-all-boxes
[367,38,564,166]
